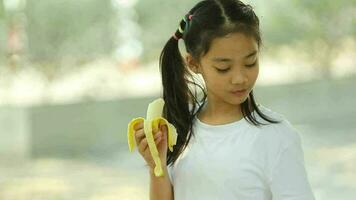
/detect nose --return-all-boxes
[231,69,247,85]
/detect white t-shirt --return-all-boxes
[167,105,315,200]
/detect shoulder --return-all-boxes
[250,105,305,176]
[253,105,302,150]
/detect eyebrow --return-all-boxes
[211,50,257,63]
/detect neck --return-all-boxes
[198,100,243,125]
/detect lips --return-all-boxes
[232,89,247,93]
[231,89,248,96]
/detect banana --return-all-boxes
[127,98,178,177]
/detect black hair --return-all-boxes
[159,0,281,167]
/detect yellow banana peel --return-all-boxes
[127,98,177,177]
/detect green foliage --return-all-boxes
[134,0,200,61]
[263,0,355,46]
[0,0,5,60]
[0,0,4,19]
[25,0,117,63]
[135,0,355,62]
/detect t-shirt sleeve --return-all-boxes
[269,131,315,200]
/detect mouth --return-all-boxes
[232,88,247,92]
[231,89,248,96]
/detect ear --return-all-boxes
[185,54,201,74]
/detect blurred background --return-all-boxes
[0,0,355,199]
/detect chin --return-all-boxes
[225,97,246,106]
[229,95,249,105]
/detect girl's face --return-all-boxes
[187,32,259,107]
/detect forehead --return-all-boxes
[203,32,258,61]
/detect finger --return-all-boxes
[160,125,168,134]
[154,131,162,139]
[155,135,162,145]
[152,127,159,134]
[137,130,160,145]
[142,134,161,153]
[135,129,145,144]
[158,126,167,142]
[139,138,148,153]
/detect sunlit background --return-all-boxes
[0,0,355,199]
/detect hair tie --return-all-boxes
[178,26,184,34]
[173,13,194,41]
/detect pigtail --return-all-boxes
[159,36,193,166]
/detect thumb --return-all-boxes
[160,124,168,141]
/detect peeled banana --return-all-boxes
[127,98,177,177]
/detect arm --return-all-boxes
[149,167,174,200]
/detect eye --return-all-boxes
[215,67,230,73]
[246,61,257,68]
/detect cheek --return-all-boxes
[249,66,259,82]
[202,72,224,90]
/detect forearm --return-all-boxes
[149,167,174,200]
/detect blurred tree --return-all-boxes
[112,0,143,72]
[0,0,4,18]
[1,0,27,71]
[134,0,355,78]
[25,0,117,76]
[0,0,5,61]
[135,0,200,62]
[263,0,355,78]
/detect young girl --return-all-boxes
[133,0,315,199]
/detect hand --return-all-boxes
[134,121,168,171]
